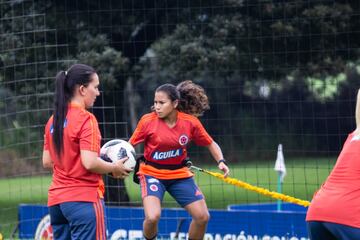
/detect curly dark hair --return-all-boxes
[154,80,210,117]
[176,80,210,117]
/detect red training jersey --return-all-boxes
[306,131,360,228]
[44,103,104,206]
[129,111,213,179]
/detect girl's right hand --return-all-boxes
[112,157,132,179]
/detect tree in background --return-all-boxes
[1,0,360,201]
[136,0,360,158]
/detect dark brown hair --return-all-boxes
[53,64,96,156]
[155,80,210,117]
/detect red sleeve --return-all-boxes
[129,114,152,146]
[192,117,213,146]
[79,113,101,152]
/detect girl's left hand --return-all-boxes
[218,162,230,177]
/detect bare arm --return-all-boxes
[356,89,360,129]
[81,150,132,178]
[42,150,53,169]
[206,141,230,177]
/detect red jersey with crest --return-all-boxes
[43,103,104,206]
[129,111,213,179]
[306,131,360,228]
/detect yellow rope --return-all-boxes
[203,169,310,207]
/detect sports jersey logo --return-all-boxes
[178,134,189,146]
[50,119,68,134]
[152,149,183,160]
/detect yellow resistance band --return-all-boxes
[191,166,310,207]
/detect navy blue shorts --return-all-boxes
[307,221,360,240]
[49,199,106,240]
[139,175,204,207]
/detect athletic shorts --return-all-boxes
[49,199,106,240]
[139,175,204,207]
[307,221,360,240]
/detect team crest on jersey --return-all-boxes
[152,149,183,160]
[178,134,189,146]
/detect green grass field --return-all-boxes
[0,158,335,239]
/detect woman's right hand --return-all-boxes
[112,157,132,179]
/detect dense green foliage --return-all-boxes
[1,1,357,237]
[1,1,360,163]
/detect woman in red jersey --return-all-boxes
[42,64,131,240]
[306,89,360,240]
[130,80,230,240]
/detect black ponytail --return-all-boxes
[53,71,68,157]
[52,64,96,156]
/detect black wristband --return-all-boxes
[217,159,227,165]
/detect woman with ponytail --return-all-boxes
[42,64,131,239]
[129,80,230,240]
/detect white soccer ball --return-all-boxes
[100,139,136,170]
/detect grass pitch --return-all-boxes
[0,157,335,238]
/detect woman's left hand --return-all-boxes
[218,162,230,177]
